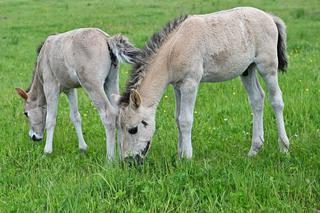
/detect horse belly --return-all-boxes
[201,70,240,82]
[201,52,253,82]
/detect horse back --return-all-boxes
[39,28,112,89]
[168,7,278,82]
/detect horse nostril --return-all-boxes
[32,134,41,141]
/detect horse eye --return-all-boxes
[24,112,29,118]
[128,126,138,134]
[142,120,148,127]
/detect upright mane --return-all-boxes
[26,41,44,92]
[119,15,189,106]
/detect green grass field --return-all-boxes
[1,0,320,211]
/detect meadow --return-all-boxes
[0,0,319,211]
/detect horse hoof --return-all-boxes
[279,139,289,154]
[279,146,289,154]
[44,149,52,154]
[79,147,88,153]
[247,149,257,157]
[247,141,263,157]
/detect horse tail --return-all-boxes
[107,34,141,64]
[271,14,288,72]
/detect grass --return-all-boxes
[0,0,320,211]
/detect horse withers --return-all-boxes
[16,28,140,160]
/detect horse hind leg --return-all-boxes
[104,65,120,158]
[77,66,117,160]
[241,64,265,156]
[67,89,88,151]
[256,57,290,153]
[104,65,120,107]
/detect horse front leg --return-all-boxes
[174,86,182,156]
[43,83,59,154]
[175,79,199,159]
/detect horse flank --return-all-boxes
[119,15,189,106]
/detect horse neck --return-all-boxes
[28,70,46,106]
[137,60,169,110]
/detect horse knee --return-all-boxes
[46,120,56,130]
[270,95,284,111]
[178,117,193,132]
[272,101,284,112]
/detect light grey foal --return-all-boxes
[16,28,140,159]
[117,7,290,161]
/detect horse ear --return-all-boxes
[15,88,28,100]
[130,89,141,110]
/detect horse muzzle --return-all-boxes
[124,141,151,165]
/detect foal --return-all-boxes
[117,7,290,161]
[16,28,139,159]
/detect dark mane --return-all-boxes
[119,15,189,105]
[26,41,44,93]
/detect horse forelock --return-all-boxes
[119,14,189,106]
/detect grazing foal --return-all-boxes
[117,7,290,161]
[16,28,139,159]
